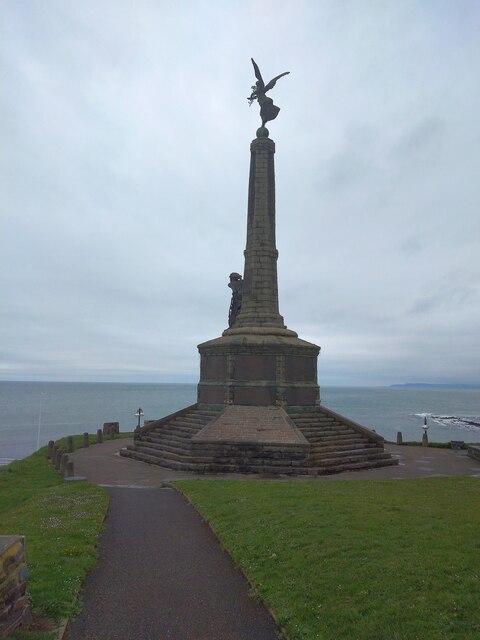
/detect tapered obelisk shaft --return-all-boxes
[233,135,285,329]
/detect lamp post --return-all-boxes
[422,416,429,447]
[135,407,144,430]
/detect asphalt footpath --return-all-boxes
[64,486,281,640]
[64,440,480,639]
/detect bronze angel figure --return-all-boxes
[248,58,290,127]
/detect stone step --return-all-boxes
[316,457,399,473]
[296,420,350,428]
[309,440,372,449]
[198,456,398,476]
[153,424,201,438]
[199,464,315,475]
[291,414,336,421]
[309,449,390,463]
[120,447,166,465]
[129,445,192,463]
[129,443,310,468]
[303,436,367,447]
[186,456,397,476]
[120,447,398,476]
[291,412,334,418]
[298,427,356,437]
[160,424,199,436]
[146,410,219,431]
[147,431,197,445]
[314,452,392,467]
[187,410,220,420]
[307,432,376,445]
[305,431,368,442]
[310,441,381,453]
[155,447,309,467]
[172,416,213,427]
[131,442,390,470]
[126,443,198,465]
[189,410,221,417]
[169,416,204,425]
[295,419,347,426]
[141,439,191,456]
[120,448,200,472]
[194,456,310,468]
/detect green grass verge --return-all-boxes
[177,478,480,640]
[0,448,108,625]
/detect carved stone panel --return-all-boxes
[234,354,276,381]
[202,355,227,381]
[285,355,317,382]
[233,385,276,406]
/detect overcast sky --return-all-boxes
[1,0,479,386]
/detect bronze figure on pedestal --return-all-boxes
[248,58,290,128]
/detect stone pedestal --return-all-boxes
[198,332,319,409]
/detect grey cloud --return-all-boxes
[409,270,478,315]
[399,237,423,255]
[1,1,480,385]
[391,117,446,160]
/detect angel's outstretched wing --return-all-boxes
[251,58,264,90]
[264,71,290,93]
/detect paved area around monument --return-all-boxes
[64,439,479,639]
[69,437,480,486]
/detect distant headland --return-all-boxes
[390,383,480,389]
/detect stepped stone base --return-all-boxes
[120,403,398,476]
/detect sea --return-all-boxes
[1,382,479,466]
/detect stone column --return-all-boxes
[233,134,285,329]
[197,131,320,409]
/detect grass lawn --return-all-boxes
[0,445,109,637]
[178,478,480,640]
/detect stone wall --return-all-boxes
[0,536,30,637]
[468,445,480,462]
[103,422,119,436]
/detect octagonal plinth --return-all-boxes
[197,328,320,410]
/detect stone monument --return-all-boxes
[121,60,398,475]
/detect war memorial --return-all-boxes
[121,60,398,475]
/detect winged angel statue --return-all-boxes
[248,58,290,127]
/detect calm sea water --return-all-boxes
[1,382,479,464]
